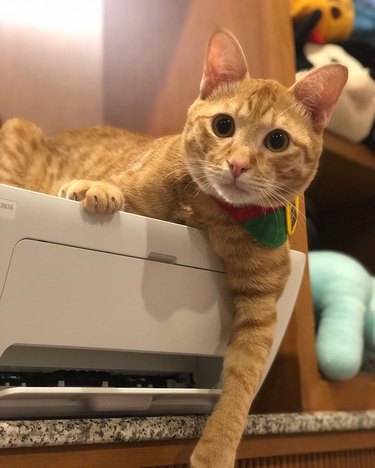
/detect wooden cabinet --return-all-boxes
[1,430,374,467]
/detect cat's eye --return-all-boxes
[212,114,235,138]
[264,129,290,152]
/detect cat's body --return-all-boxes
[0,31,347,467]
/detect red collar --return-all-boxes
[210,196,279,222]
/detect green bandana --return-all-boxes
[241,207,287,248]
[211,197,289,248]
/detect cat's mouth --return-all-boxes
[220,180,252,195]
[194,167,270,206]
[213,179,262,206]
[222,180,248,192]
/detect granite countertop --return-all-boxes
[0,411,375,449]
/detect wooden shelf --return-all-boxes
[314,131,375,206]
[307,130,375,273]
[323,131,375,171]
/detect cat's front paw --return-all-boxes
[190,444,234,468]
[58,179,124,214]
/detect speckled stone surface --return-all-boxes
[0,411,375,449]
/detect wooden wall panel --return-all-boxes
[102,0,295,136]
[0,1,103,135]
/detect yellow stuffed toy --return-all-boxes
[291,0,355,43]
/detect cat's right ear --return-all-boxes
[200,30,249,99]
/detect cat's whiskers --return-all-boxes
[249,186,283,238]
[184,173,212,197]
[269,189,306,224]
[248,179,307,233]
[250,178,305,219]
[261,185,307,225]
[161,164,187,181]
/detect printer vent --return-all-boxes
[0,370,193,389]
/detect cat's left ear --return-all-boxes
[200,30,249,99]
[290,64,348,131]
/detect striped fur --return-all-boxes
[0,30,346,468]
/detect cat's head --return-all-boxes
[183,30,347,208]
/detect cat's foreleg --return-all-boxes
[58,179,124,214]
[187,220,291,467]
[190,295,277,468]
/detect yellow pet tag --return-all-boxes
[286,196,299,235]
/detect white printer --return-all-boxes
[0,183,305,418]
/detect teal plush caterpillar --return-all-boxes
[309,251,375,380]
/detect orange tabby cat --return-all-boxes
[0,31,346,467]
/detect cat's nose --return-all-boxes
[227,158,249,179]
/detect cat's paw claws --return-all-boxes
[58,180,124,214]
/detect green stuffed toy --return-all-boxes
[309,251,375,380]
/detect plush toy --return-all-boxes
[291,0,355,44]
[309,251,375,380]
[351,0,375,46]
[363,278,375,371]
[340,38,375,149]
[303,43,375,143]
[293,9,323,69]
[292,3,375,148]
